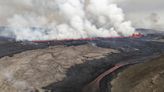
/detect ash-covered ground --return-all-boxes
[0,29,164,92]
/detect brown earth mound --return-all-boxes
[111,55,164,92]
[0,45,118,92]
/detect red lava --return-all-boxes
[31,33,144,43]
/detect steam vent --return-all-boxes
[0,0,164,92]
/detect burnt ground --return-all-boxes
[0,37,48,58]
[0,29,164,92]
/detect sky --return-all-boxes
[115,0,164,30]
[0,0,164,30]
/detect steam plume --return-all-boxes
[2,0,135,41]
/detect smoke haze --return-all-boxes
[0,0,135,41]
[115,0,164,31]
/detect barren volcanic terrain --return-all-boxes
[0,45,118,92]
[0,29,164,92]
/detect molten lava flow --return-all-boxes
[32,33,144,43]
[131,33,144,38]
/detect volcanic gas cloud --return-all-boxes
[2,0,135,41]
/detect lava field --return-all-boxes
[0,29,164,92]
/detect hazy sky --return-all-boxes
[116,0,164,30]
[116,0,164,12]
[0,0,164,30]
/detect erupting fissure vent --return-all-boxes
[32,32,144,43]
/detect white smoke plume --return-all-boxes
[2,0,135,41]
